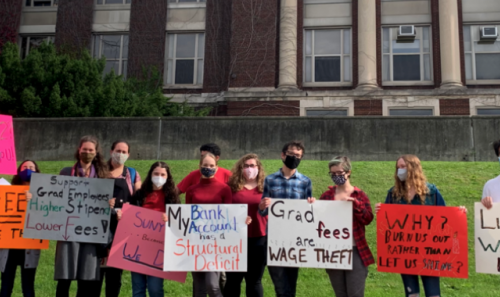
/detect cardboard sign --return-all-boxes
[377,204,468,278]
[23,173,114,244]
[164,204,248,272]
[475,202,500,274]
[0,115,17,175]
[107,204,187,282]
[267,199,353,269]
[0,186,48,249]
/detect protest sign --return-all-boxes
[475,202,500,274]
[107,204,187,282]
[0,186,48,249]
[267,199,353,269]
[0,178,10,186]
[377,204,468,278]
[164,204,248,272]
[23,173,113,244]
[0,115,17,175]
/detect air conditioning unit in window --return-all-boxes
[480,27,498,41]
[397,25,416,41]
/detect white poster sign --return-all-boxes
[268,199,353,269]
[475,202,500,274]
[164,204,248,272]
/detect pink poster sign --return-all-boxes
[107,204,187,282]
[0,115,17,175]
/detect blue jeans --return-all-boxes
[131,272,164,297]
[401,274,440,297]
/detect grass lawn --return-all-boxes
[1,160,500,297]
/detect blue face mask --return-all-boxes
[201,167,216,178]
[19,169,34,182]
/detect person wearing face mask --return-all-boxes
[480,139,500,209]
[0,160,42,297]
[184,153,232,297]
[375,154,466,297]
[53,135,110,297]
[119,161,180,297]
[223,154,268,297]
[258,141,314,297]
[318,156,373,297]
[97,140,142,296]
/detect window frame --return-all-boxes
[19,35,55,59]
[388,107,434,116]
[476,108,500,116]
[381,26,434,86]
[92,34,129,78]
[305,109,349,117]
[165,32,205,87]
[303,27,352,86]
[96,0,131,5]
[25,0,58,7]
[169,0,206,3]
[463,24,500,85]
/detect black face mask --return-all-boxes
[283,155,301,170]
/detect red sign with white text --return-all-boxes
[377,204,468,278]
[0,115,17,175]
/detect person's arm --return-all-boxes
[185,189,193,204]
[353,191,374,226]
[305,178,313,200]
[134,171,142,192]
[177,171,195,195]
[258,178,270,216]
[222,186,232,204]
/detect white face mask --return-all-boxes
[151,176,166,188]
[243,167,259,180]
[111,152,129,165]
[397,168,408,182]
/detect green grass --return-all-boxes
[1,160,500,297]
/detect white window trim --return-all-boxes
[300,98,354,116]
[464,24,500,85]
[92,34,128,76]
[382,98,439,116]
[164,32,205,87]
[305,108,349,116]
[388,107,435,116]
[469,97,500,115]
[476,107,500,115]
[18,35,55,59]
[382,26,433,86]
[24,0,58,7]
[95,0,131,5]
[303,28,352,86]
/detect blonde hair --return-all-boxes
[228,154,265,193]
[392,154,428,204]
[328,156,352,175]
[200,153,217,165]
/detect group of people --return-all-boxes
[1,135,499,297]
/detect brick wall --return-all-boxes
[0,0,23,50]
[203,0,232,93]
[227,101,300,116]
[128,0,167,79]
[55,0,93,54]
[229,0,279,88]
[354,99,383,116]
[439,99,470,115]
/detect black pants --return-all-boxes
[97,267,123,297]
[223,236,267,297]
[0,250,36,297]
[56,279,101,297]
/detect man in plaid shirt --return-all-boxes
[259,140,314,297]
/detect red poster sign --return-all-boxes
[377,204,468,278]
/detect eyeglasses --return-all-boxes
[328,171,345,177]
[286,151,302,159]
[243,164,258,169]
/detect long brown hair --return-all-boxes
[228,153,265,193]
[392,154,429,204]
[11,160,41,186]
[73,135,109,178]
[141,162,180,205]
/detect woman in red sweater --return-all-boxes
[223,153,267,297]
[186,153,232,297]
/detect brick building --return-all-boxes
[3,0,500,117]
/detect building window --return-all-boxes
[169,0,205,3]
[477,108,500,115]
[166,33,205,85]
[306,109,348,116]
[92,35,129,78]
[389,109,433,116]
[25,0,58,6]
[96,0,131,4]
[382,26,432,83]
[463,25,500,81]
[20,36,55,59]
[304,29,351,83]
